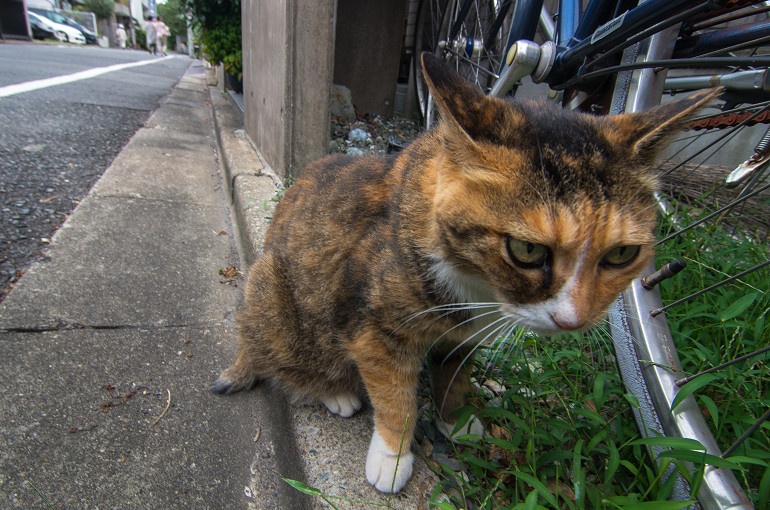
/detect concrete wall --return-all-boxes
[333,0,407,117]
[242,0,336,180]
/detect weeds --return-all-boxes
[655,199,770,504]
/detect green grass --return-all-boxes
[433,332,695,509]
[655,197,770,504]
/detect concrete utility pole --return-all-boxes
[240,0,408,180]
[241,0,336,180]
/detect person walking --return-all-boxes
[145,16,157,55]
[115,23,127,49]
[156,20,170,56]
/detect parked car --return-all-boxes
[29,8,96,44]
[27,12,86,44]
[28,12,56,40]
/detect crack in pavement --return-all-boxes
[0,322,191,334]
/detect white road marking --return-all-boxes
[0,55,177,98]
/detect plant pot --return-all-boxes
[226,72,243,94]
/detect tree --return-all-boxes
[185,0,241,78]
[81,0,115,20]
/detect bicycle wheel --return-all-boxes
[603,9,769,510]
[413,0,514,127]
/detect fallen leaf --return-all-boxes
[219,266,237,278]
[547,478,575,500]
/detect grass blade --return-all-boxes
[659,450,744,470]
[670,373,721,412]
[629,437,704,450]
[509,471,558,507]
[720,292,758,321]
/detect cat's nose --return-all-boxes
[550,313,584,331]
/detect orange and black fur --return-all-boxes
[212,53,718,493]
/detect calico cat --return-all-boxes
[212,52,718,493]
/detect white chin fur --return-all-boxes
[366,426,414,493]
[426,255,495,304]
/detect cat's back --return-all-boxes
[264,152,402,255]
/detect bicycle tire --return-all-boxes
[413,0,514,128]
[605,16,760,510]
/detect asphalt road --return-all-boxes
[0,42,193,299]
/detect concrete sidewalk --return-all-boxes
[0,61,436,509]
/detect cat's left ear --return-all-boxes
[609,88,723,161]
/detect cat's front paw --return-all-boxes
[366,427,414,493]
[436,415,484,443]
[321,392,362,418]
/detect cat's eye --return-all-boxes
[506,238,548,268]
[602,245,641,268]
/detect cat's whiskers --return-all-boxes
[616,193,661,225]
[440,314,514,365]
[422,305,503,334]
[617,183,656,218]
[588,323,615,365]
[594,313,650,362]
[391,302,500,337]
[439,316,520,413]
[535,138,558,219]
[479,321,523,381]
[427,308,504,353]
[512,172,548,210]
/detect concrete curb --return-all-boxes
[207,86,313,510]
[208,89,281,267]
[206,83,439,508]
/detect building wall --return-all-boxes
[333,0,406,117]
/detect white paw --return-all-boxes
[366,427,414,493]
[321,392,362,418]
[436,414,484,443]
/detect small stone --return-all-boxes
[345,147,367,156]
[348,128,369,144]
[432,452,462,471]
[329,84,356,121]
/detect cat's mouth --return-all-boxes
[498,302,599,337]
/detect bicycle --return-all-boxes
[413,0,770,507]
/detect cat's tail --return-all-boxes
[210,360,264,394]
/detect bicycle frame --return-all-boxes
[489,0,770,95]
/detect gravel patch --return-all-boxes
[329,113,420,157]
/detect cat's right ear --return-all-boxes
[608,88,722,163]
[421,52,525,147]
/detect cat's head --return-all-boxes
[420,52,719,335]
